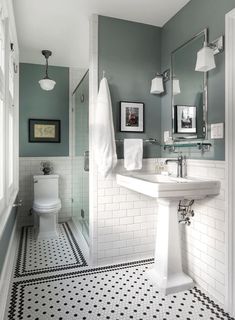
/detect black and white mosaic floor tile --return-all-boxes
[14,222,87,278]
[6,259,234,320]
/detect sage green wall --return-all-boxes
[19,63,69,157]
[161,0,235,160]
[98,16,162,158]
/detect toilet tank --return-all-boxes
[33,175,59,200]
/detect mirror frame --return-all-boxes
[171,28,208,142]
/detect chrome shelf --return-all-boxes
[163,142,212,153]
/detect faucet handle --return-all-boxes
[178,154,183,161]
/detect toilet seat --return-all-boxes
[33,198,61,213]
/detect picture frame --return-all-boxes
[175,105,197,134]
[120,101,144,132]
[29,119,61,143]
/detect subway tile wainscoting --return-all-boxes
[18,157,72,225]
[91,158,226,307]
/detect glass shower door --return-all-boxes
[72,71,89,243]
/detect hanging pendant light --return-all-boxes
[39,50,56,91]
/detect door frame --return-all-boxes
[225,7,235,316]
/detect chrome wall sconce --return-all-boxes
[195,35,224,72]
[150,69,170,95]
[39,50,56,91]
[150,69,181,95]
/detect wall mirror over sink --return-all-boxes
[171,28,208,142]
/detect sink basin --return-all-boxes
[116,173,220,199]
[116,172,221,295]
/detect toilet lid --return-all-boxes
[33,198,61,210]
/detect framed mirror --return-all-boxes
[171,29,208,141]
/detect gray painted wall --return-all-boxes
[0,206,17,274]
[98,16,162,158]
[161,0,235,160]
[19,63,69,157]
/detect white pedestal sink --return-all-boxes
[116,173,220,295]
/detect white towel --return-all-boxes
[94,77,117,177]
[124,139,143,171]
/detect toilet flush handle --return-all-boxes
[13,199,23,207]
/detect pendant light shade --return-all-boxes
[39,50,56,91]
[173,78,181,95]
[150,76,164,94]
[195,42,216,72]
[39,78,56,91]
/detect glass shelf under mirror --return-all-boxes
[162,142,212,153]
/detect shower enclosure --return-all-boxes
[72,70,89,244]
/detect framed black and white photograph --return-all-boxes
[120,101,144,132]
[175,105,197,134]
[29,119,61,143]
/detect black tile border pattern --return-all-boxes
[7,258,234,320]
[14,222,87,278]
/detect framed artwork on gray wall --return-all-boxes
[120,101,145,132]
[175,105,197,134]
[29,119,61,143]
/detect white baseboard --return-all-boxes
[0,217,19,320]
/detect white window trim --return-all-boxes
[0,0,19,238]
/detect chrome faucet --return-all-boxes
[165,155,185,178]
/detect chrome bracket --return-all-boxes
[13,199,23,208]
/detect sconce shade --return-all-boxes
[173,78,181,95]
[150,76,164,94]
[195,42,216,72]
[39,78,56,91]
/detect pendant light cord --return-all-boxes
[45,57,49,78]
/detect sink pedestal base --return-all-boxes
[147,199,194,295]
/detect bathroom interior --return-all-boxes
[1,0,235,319]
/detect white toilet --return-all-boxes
[33,174,61,240]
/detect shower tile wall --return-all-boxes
[18,157,72,225]
[72,156,89,221]
[92,158,226,307]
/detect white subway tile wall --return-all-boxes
[93,159,158,266]
[72,156,89,222]
[19,157,72,225]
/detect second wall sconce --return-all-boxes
[195,36,224,72]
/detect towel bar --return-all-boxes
[115,138,159,144]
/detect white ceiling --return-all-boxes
[13,0,191,68]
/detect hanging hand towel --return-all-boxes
[124,139,143,171]
[94,77,117,177]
